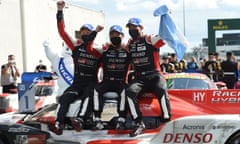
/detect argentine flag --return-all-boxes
[154,5,189,61]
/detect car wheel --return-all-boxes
[226,132,240,144]
[0,139,5,144]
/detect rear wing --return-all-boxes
[18,72,56,113]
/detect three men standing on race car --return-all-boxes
[53,0,171,137]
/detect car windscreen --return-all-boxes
[167,78,210,89]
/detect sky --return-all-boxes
[65,0,240,54]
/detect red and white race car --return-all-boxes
[164,72,227,90]
[0,72,57,114]
[0,73,239,144]
[1,88,239,144]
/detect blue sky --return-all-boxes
[65,0,240,53]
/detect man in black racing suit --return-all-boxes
[125,17,171,137]
[53,1,104,135]
[86,25,131,130]
[221,52,239,89]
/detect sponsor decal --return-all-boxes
[165,74,206,80]
[137,45,146,51]
[28,77,41,89]
[18,84,26,91]
[212,90,240,104]
[139,104,152,110]
[132,52,146,57]
[8,127,30,133]
[133,57,148,64]
[109,58,125,63]
[79,52,98,59]
[118,52,127,57]
[212,125,236,129]
[141,93,155,97]
[193,92,206,103]
[106,54,116,57]
[15,135,28,144]
[212,21,228,30]
[213,90,240,97]
[183,124,205,130]
[58,58,73,85]
[163,133,213,143]
[79,58,86,64]
[78,59,96,66]
[111,64,116,69]
[192,90,240,104]
[107,64,125,70]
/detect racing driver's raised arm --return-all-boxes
[56,0,75,51]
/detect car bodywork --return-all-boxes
[151,114,240,144]
[0,121,50,144]
[1,88,239,144]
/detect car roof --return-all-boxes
[164,72,209,80]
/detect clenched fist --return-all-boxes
[95,25,104,32]
[57,0,65,11]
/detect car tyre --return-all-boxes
[0,139,5,144]
[226,132,240,144]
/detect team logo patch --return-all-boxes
[106,54,116,57]
[79,58,86,63]
[118,52,127,57]
[137,46,146,51]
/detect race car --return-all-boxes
[164,72,226,89]
[0,72,239,144]
[0,93,18,113]
[0,72,57,114]
[1,87,239,144]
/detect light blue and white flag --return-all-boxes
[154,5,189,61]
